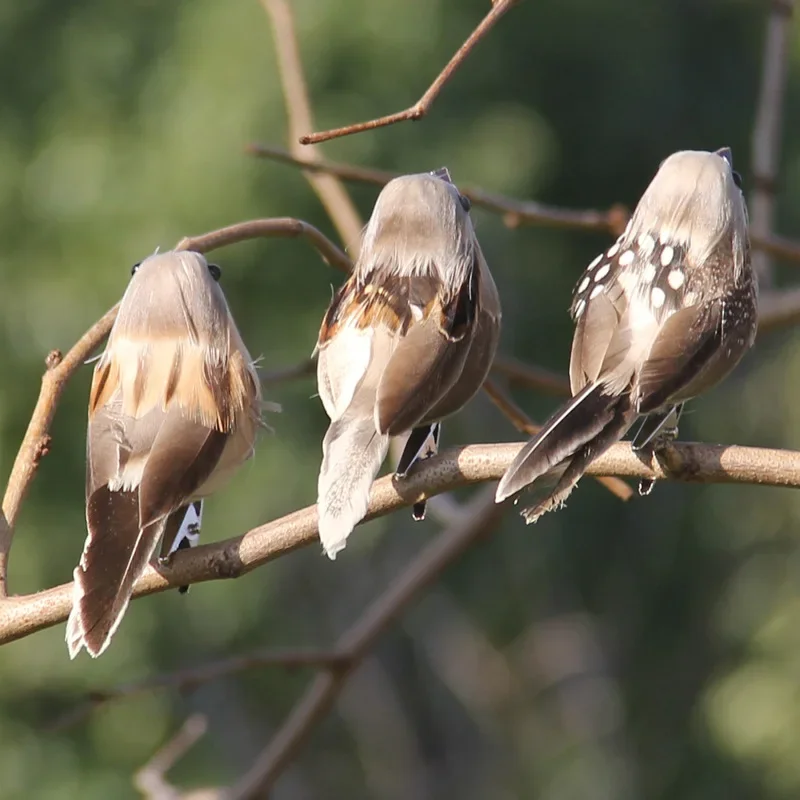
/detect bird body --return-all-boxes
[496,148,757,521]
[316,169,501,558]
[67,250,263,658]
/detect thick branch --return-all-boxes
[2,439,800,647]
[299,0,523,145]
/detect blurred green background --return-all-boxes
[1,0,800,797]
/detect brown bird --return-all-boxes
[67,250,265,658]
[316,168,502,558]
[496,148,758,520]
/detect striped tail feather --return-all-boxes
[317,414,389,560]
[496,383,634,522]
[66,486,165,659]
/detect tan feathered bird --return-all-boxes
[67,250,264,658]
[496,148,758,521]
[316,168,502,559]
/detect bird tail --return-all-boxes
[317,414,389,559]
[495,383,634,522]
[66,486,164,659]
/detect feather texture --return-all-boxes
[316,170,501,557]
[67,250,264,658]
[497,148,757,521]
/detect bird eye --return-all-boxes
[732,170,743,189]
[459,194,472,212]
[208,263,222,281]
[130,261,142,276]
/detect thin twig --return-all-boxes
[249,141,800,261]
[750,0,795,286]
[248,142,629,235]
[482,378,633,501]
[134,714,212,800]
[261,0,364,253]
[260,358,317,386]
[299,0,523,145]
[3,439,800,647]
[225,487,505,799]
[175,218,352,274]
[490,355,570,396]
[49,648,349,732]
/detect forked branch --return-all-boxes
[299,0,523,145]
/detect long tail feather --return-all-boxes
[519,401,634,523]
[496,383,634,518]
[67,487,164,659]
[317,414,389,560]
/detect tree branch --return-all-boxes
[225,487,505,799]
[0,306,120,597]
[261,0,364,253]
[247,143,630,235]
[175,217,351,274]
[750,0,795,286]
[298,0,523,145]
[248,142,800,264]
[134,714,214,800]
[2,439,800,647]
[49,648,349,732]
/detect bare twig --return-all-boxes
[249,142,800,262]
[248,142,630,235]
[226,487,505,798]
[0,306,120,597]
[260,357,316,386]
[49,648,349,733]
[491,355,570,396]
[3,439,800,647]
[299,0,523,145]
[175,218,352,274]
[482,378,633,501]
[134,714,213,800]
[261,0,364,253]
[750,0,795,286]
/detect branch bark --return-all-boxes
[225,487,505,799]
[2,439,800,647]
[750,0,795,286]
[261,0,364,254]
[298,0,523,145]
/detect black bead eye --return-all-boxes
[208,263,222,281]
[130,261,142,276]
[732,170,743,189]
[459,194,472,212]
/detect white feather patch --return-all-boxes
[317,416,389,560]
[317,327,374,421]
